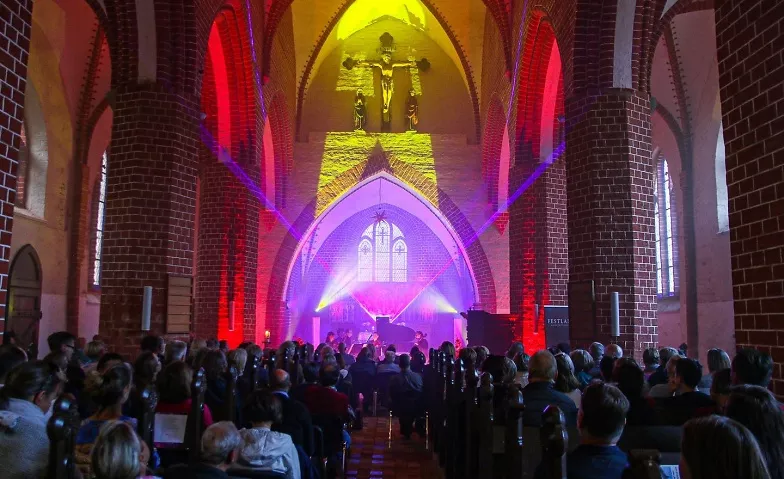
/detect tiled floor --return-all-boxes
[346,416,443,479]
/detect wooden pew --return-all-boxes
[505,385,525,479]
[246,353,261,390]
[186,368,208,462]
[446,358,465,479]
[438,355,454,467]
[224,365,239,425]
[137,384,158,449]
[266,351,277,379]
[540,406,568,479]
[464,359,479,478]
[288,349,300,385]
[47,396,79,479]
[477,372,495,477]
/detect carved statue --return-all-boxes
[406,89,419,131]
[354,90,367,131]
[343,32,430,128]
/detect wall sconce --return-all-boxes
[141,286,152,331]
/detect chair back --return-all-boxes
[245,354,261,390]
[312,414,346,458]
[374,371,397,408]
[187,368,207,460]
[540,406,568,479]
[312,425,327,479]
[504,386,525,478]
[623,450,663,479]
[288,350,300,384]
[618,426,683,453]
[463,364,479,478]
[225,366,239,424]
[47,396,79,479]
[266,351,276,378]
[476,372,495,473]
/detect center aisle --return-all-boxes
[345,416,443,479]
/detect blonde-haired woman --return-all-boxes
[91,420,160,479]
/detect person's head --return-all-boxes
[710,368,732,411]
[91,420,142,479]
[244,389,282,427]
[599,356,617,382]
[157,361,193,404]
[202,350,228,382]
[2,330,16,346]
[338,342,347,354]
[415,331,423,341]
[86,340,107,360]
[473,346,489,368]
[664,355,682,391]
[320,363,340,388]
[326,332,336,342]
[459,347,478,368]
[358,347,370,362]
[383,350,396,364]
[605,344,623,359]
[642,347,659,369]
[706,348,731,374]
[200,422,241,470]
[680,415,771,479]
[672,358,702,393]
[270,369,291,392]
[164,340,187,364]
[570,349,593,374]
[140,335,164,355]
[440,341,455,359]
[86,363,133,410]
[190,339,208,359]
[97,352,125,373]
[506,342,524,359]
[246,344,263,360]
[391,353,408,371]
[0,345,27,383]
[556,342,571,355]
[206,339,219,350]
[732,348,774,387]
[588,342,605,362]
[553,353,580,393]
[679,343,688,357]
[43,351,68,372]
[47,331,76,360]
[578,382,629,444]
[0,360,64,412]
[302,362,320,384]
[725,385,784,479]
[227,348,248,373]
[612,357,645,400]
[529,350,557,383]
[218,340,228,353]
[132,351,161,390]
[659,347,679,367]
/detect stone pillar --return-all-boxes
[715,0,784,395]
[99,86,199,356]
[0,0,32,325]
[565,91,657,357]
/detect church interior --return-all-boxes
[1,0,783,477]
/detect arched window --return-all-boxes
[14,125,28,209]
[715,126,730,233]
[91,152,108,288]
[357,220,407,283]
[654,158,678,296]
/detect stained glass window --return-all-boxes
[93,152,108,287]
[654,158,678,296]
[357,220,407,283]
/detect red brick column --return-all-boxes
[195,160,260,347]
[715,0,784,395]
[565,91,657,357]
[99,85,199,356]
[0,0,32,326]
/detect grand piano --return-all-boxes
[376,317,416,352]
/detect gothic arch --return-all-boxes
[265,161,496,343]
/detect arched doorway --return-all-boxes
[4,245,43,357]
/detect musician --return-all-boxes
[414,331,428,352]
[325,332,337,349]
[367,333,382,361]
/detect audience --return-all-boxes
[648,347,679,387]
[732,347,774,387]
[0,360,65,478]
[163,422,241,479]
[680,415,771,479]
[301,364,351,423]
[155,361,214,443]
[709,368,732,411]
[569,349,594,389]
[613,357,658,426]
[126,351,161,418]
[0,345,28,386]
[388,354,425,439]
[521,350,578,427]
[599,356,617,382]
[235,390,300,479]
[203,350,240,424]
[141,335,166,362]
[648,352,681,397]
[75,363,137,477]
[84,340,106,371]
[377,350,401,374]
[658,357,715,425]
[587,342,604,378]
[536,382,629,479]
[338,342,355,367]
[90,420,148,479]
[699,348,731,390]
[641,347,659,379]
[164,341,187,365]
[605,344,623,359]
[270,369,314,456]
[553,352,582,409]
[725,385,784,479]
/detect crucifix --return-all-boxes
[343,32,430,129]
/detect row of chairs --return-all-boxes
[424,349,669,479]
[47,364,347,479]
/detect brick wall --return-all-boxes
[566,91,657,357]
[715,0,784,395]
[0,0,32,328]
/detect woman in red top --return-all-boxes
[154,361,213,434]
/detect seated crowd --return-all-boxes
[0,330,781,479]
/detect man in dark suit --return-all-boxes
[535,383,630,479]
[521,350,579,427]
[270,368,315,456]
[388,354,425,439]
